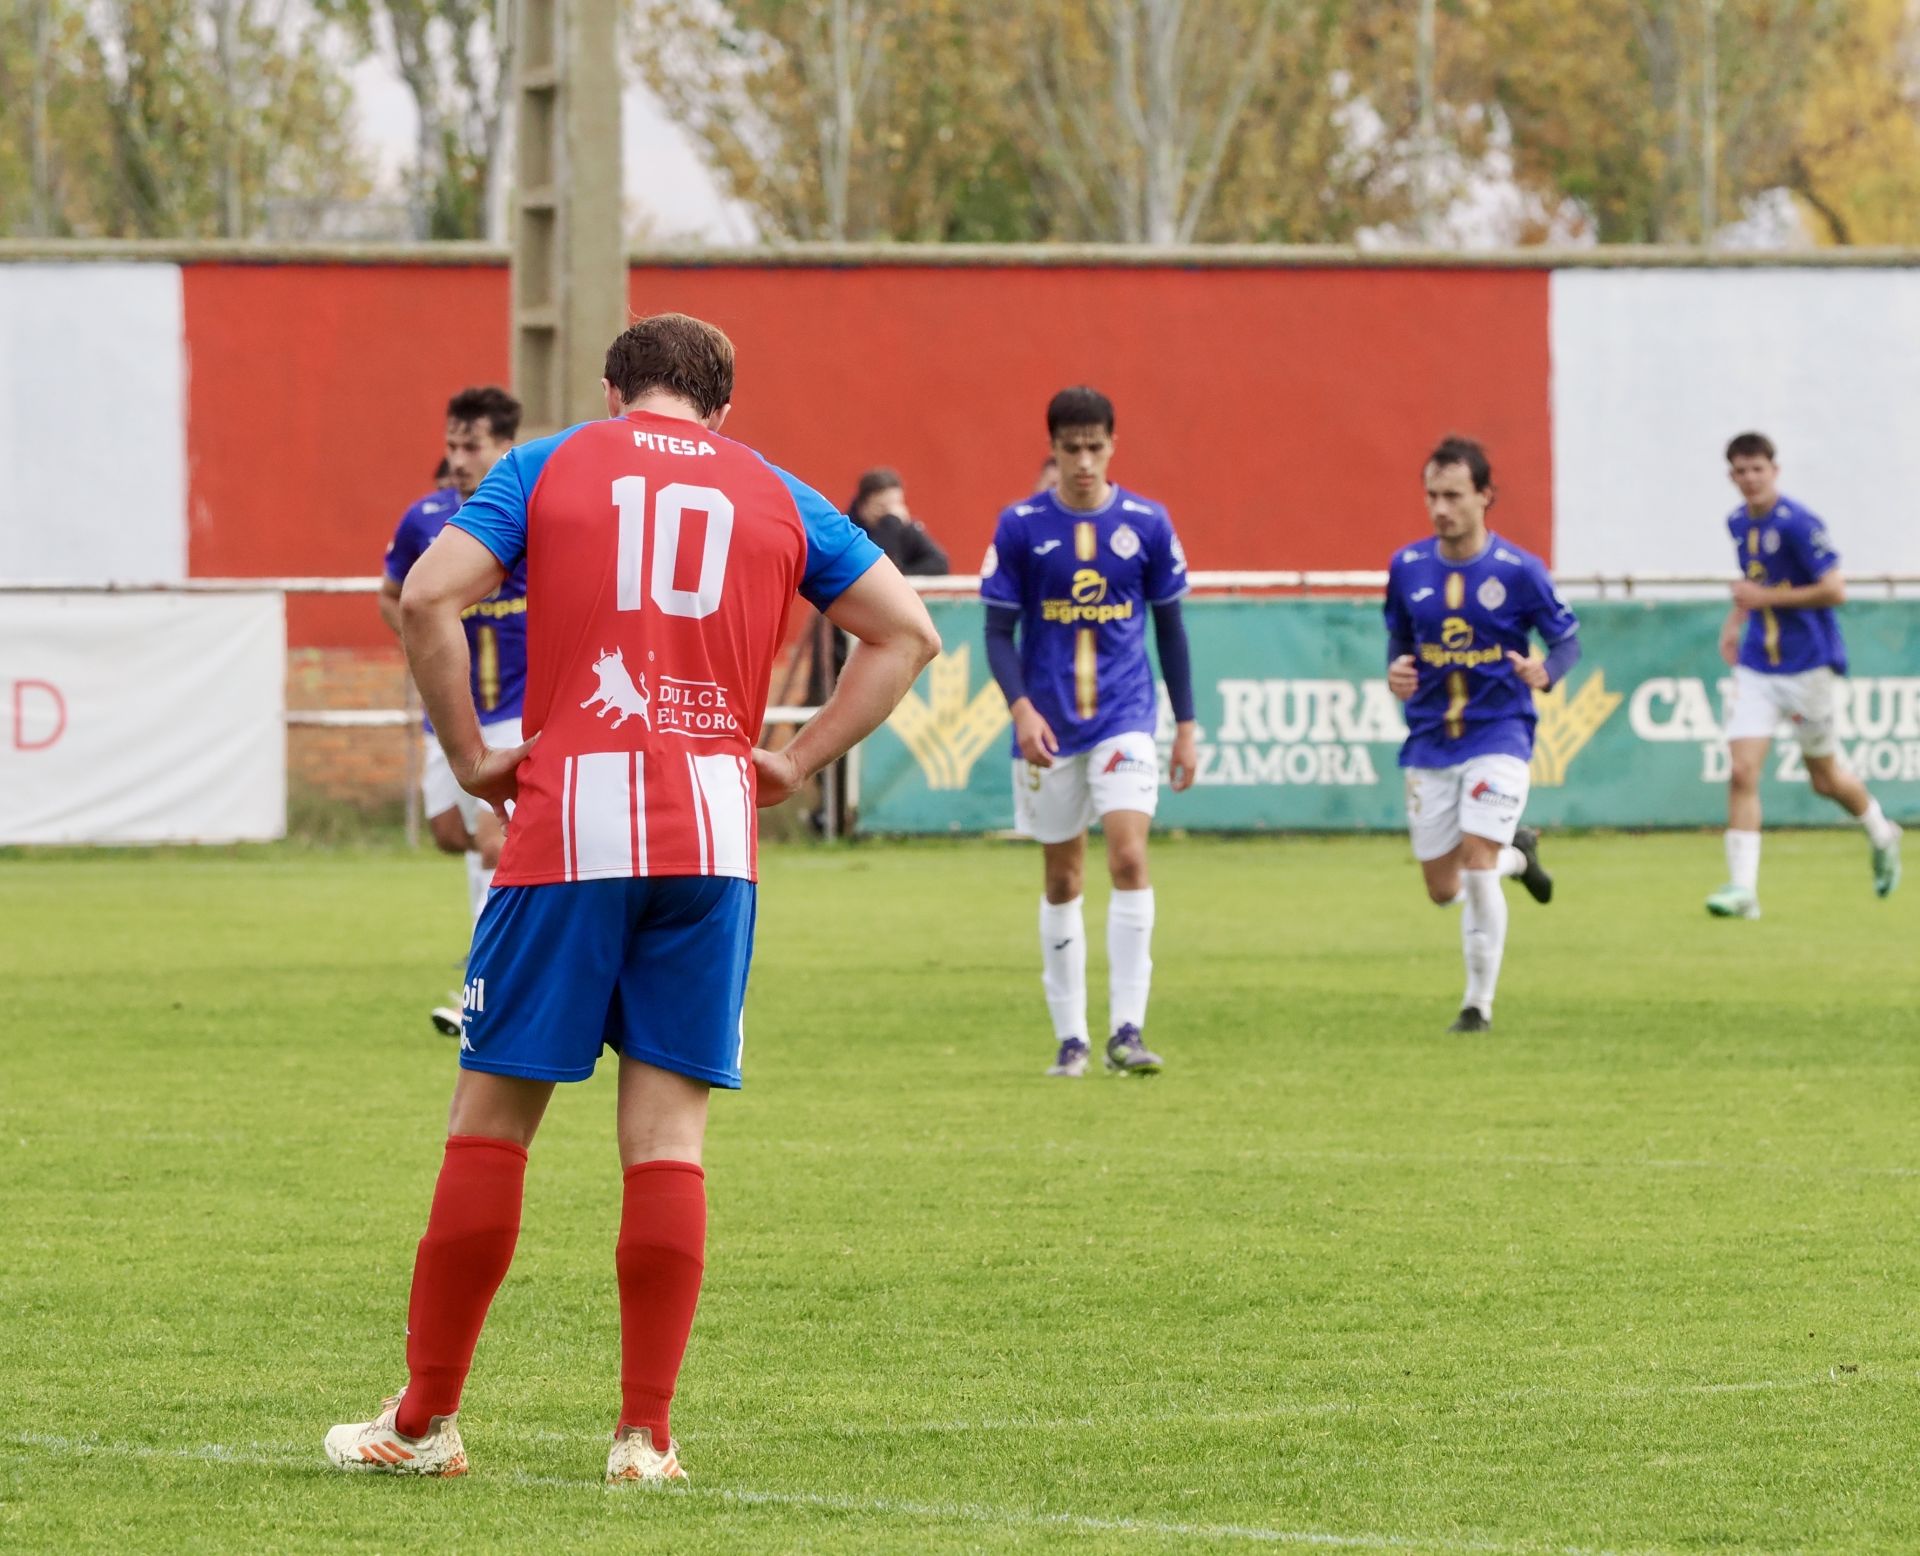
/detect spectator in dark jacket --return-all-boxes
[848,468,949,576]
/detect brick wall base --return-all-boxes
[288,647,416,809]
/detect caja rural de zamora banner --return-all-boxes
[859,600,1920,834]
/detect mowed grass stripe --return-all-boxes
[1,832,1916,1553]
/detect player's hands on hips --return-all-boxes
[1730,579,1774,611]
[1506,649,1549,690]
[750,745,807,808]
[1168,722,1199,793]
[459,734,536,827]
[1012,700,1058,768]
[1387,654,1419,701]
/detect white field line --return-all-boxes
[3,1430,1676,1556]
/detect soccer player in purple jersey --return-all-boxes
[1706,432,1901,918]
[981,387,1198,1077]
[1385,438,1576,1034]
[380,389,528,1025]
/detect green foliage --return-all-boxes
[0,0,368,238]
[5,833,1920,1550]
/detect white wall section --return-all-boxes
[1553,269,1920,578]
[0,264,187,580]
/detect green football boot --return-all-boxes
[1704,884,1761,920]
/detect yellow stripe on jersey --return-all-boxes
[476,625,500,711]
[1762,608,1780,666]
[1444,571,1465,610]
[1444,670,1468,740]
[1075,521,1097,562]
[1747,528,1760,557]
[1075,627,1099,719]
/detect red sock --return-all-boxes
[395,1135,527,1437]
[616,1160,707,1444]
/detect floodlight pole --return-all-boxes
[512,0,625,437]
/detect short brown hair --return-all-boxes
[446,384,520,441]
[604,313,735,417]
[1726,431,1776,463]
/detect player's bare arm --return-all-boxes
[752,559,941,807]
[377,575,404,635]
[400,526,533,816]
[1731,567,1846,611]
[1718,605,1748,666]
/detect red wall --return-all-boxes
[183,261,1551,647]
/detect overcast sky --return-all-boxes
[349,54,747,243]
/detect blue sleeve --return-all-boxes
[1790,513,1841,579]
[1383,560,1413,664]
[1143,511,1190,604]
[765,464,884,612]
[1151,599,1196,722]
[452,424,585,569]
[1524,557,1579,645]
[984,607,1026,705]
[383,509,428,583]
[979,509,1025,610]
[1543,633,1581,688]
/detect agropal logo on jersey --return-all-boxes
[1042,569,1134,626]
[581,644,743,740]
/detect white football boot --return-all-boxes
[606,1425,688,1486]
[323,1390,468,1476]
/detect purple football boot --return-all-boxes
[1047,1037,1091,1078]
[1104,1024,1162,1076]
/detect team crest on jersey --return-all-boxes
[1763,529,1782,554]
[1110,523,1141,560]
[981,543,999,578]
[1476,576,1507,610]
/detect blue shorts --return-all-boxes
[459,877,756,1088]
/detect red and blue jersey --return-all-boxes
[1384,533,1578,769]
[450,410,882,886]
[979,486,1188,755]
[385,486,530,724]
[1726,497,1846,675]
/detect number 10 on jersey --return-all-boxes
[613,476,735,621]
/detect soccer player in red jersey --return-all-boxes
[324,314,940,1483]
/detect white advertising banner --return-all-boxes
[0,593,285,843]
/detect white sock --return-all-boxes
[1107,887,1156,1033]
[1039,896,1088,1042]
[1725,829,1761,892]
[1461,870,1507,1016]
[1859,798,1900,849]
[1496,845,1527,879]
[466,852,493,923]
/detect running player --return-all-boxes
[324,314,939,1482]
[981,386,1197,1079]
[1385,437,1574,1034]
[380,387,527,988]
[1706,432,1901,917]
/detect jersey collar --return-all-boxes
[1045,485,1121,520]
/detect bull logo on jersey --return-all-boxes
[888,644,1010,790]
[581,646,652,730]
[1441,616,1475,651]
[1529,670,1624,787]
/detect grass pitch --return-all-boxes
[3,831,1918,1554]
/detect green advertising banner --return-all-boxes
[858,599,1920,834]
